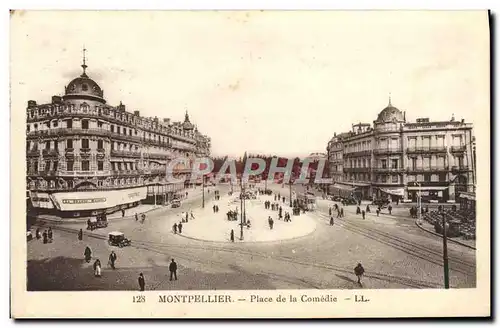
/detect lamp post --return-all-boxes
[417,182,421,224]
[240,178,244,240]
[442,212,450,289]
[289,181,293,207]
[202,175,205,208]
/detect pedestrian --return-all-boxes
[108,251,117,269]
[337,209,341,218]
[330,216,334,226]
[48,227,53,242]
[122,209,125,217]
[213,205,216,213]
[42,230,48,244]
[376,208,380,217]
[135,213,138,222]
[356,206,361,215]
[366,205,371,213]
[173,223,178,234]
[138,273,145,291]
[388,205,392,215]
[282,197,285,203]
[329,207,332,216]
[178,222,183,234]
[78,228,83,241]
[87,218,91,230]
[340,208,344,218]
[169,259,178,281]
[230,229,235,242]
[84,246,92,262]
[362,210,366,220]
[35,228,41,240]
[191,211,195,220]
[354,263,365,284]
[93,259,102,277]
[185,212,189,222]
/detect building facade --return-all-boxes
[26,56,211,217]
[327,100,475,202]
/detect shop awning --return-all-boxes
[379,187,405,197]
[329,184,355,198]
[459,192,476,201]
[407,186,448,191]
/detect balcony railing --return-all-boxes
[344,167,371,173]
[57,170,111,177]
[344,150,371,157]
[451,165,470,172]
[373,148,403,155]
[450,145,466,152]
[406,146,447,154]
[110,150,141,158]
[27,150,40,157]
[372,167,404,172]
[406,165,449,172]
[42,149,59,157]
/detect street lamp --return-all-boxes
[416,182,421,224]
[240,177,245,240]
[442,212,450,289]
[202,174,205,208]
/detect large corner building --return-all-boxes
[326,99,475,203]
[26,53,211,218]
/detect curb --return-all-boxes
[414,222,476,250]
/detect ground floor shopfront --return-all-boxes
[28,181,189,218]
[328,182,466,203]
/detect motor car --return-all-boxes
[108,231,131,247]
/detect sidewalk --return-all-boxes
[416,220,476,249]
[177,193,317,243]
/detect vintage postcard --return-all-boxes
[10,10,490,318]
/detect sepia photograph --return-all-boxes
[10,10,490,318]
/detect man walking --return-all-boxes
[354,263,365,284]
[173,223,178,234]
[178,222,183,234]
[230,229,235,242]
[108,251,117,269]
[138,273,145,291]
[169,259,178,281]
[330,216,334,226]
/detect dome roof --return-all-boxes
[65,75,104,99]
[376,99,404,122]
[63,50,105,102]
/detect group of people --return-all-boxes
[328,204,345,219]
[83,246,119,277]
[212,204,220,213]
[409,205,428,218]
[214,190,221,201]
[135,213,147,224]
[35,227,53,244]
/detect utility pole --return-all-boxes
[442,212,450,288]
[289,181,293,207]
[417,182,421,224]
[240,177,244,240]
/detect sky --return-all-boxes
[10,11,489,158]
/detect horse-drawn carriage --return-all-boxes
[226,210,239,221]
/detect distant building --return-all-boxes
[326,99,475,202]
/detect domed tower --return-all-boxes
[62,48,106,104]
[182,111,194,131]
[374,96,405,131]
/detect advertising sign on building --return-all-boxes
[50,187,148,211]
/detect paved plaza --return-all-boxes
[28,183,476,291]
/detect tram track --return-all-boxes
[315,212,475,276]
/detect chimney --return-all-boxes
[51,96,62,104]
[27,100,37,108]
[133,110,140,116]
[154,116,159,123]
